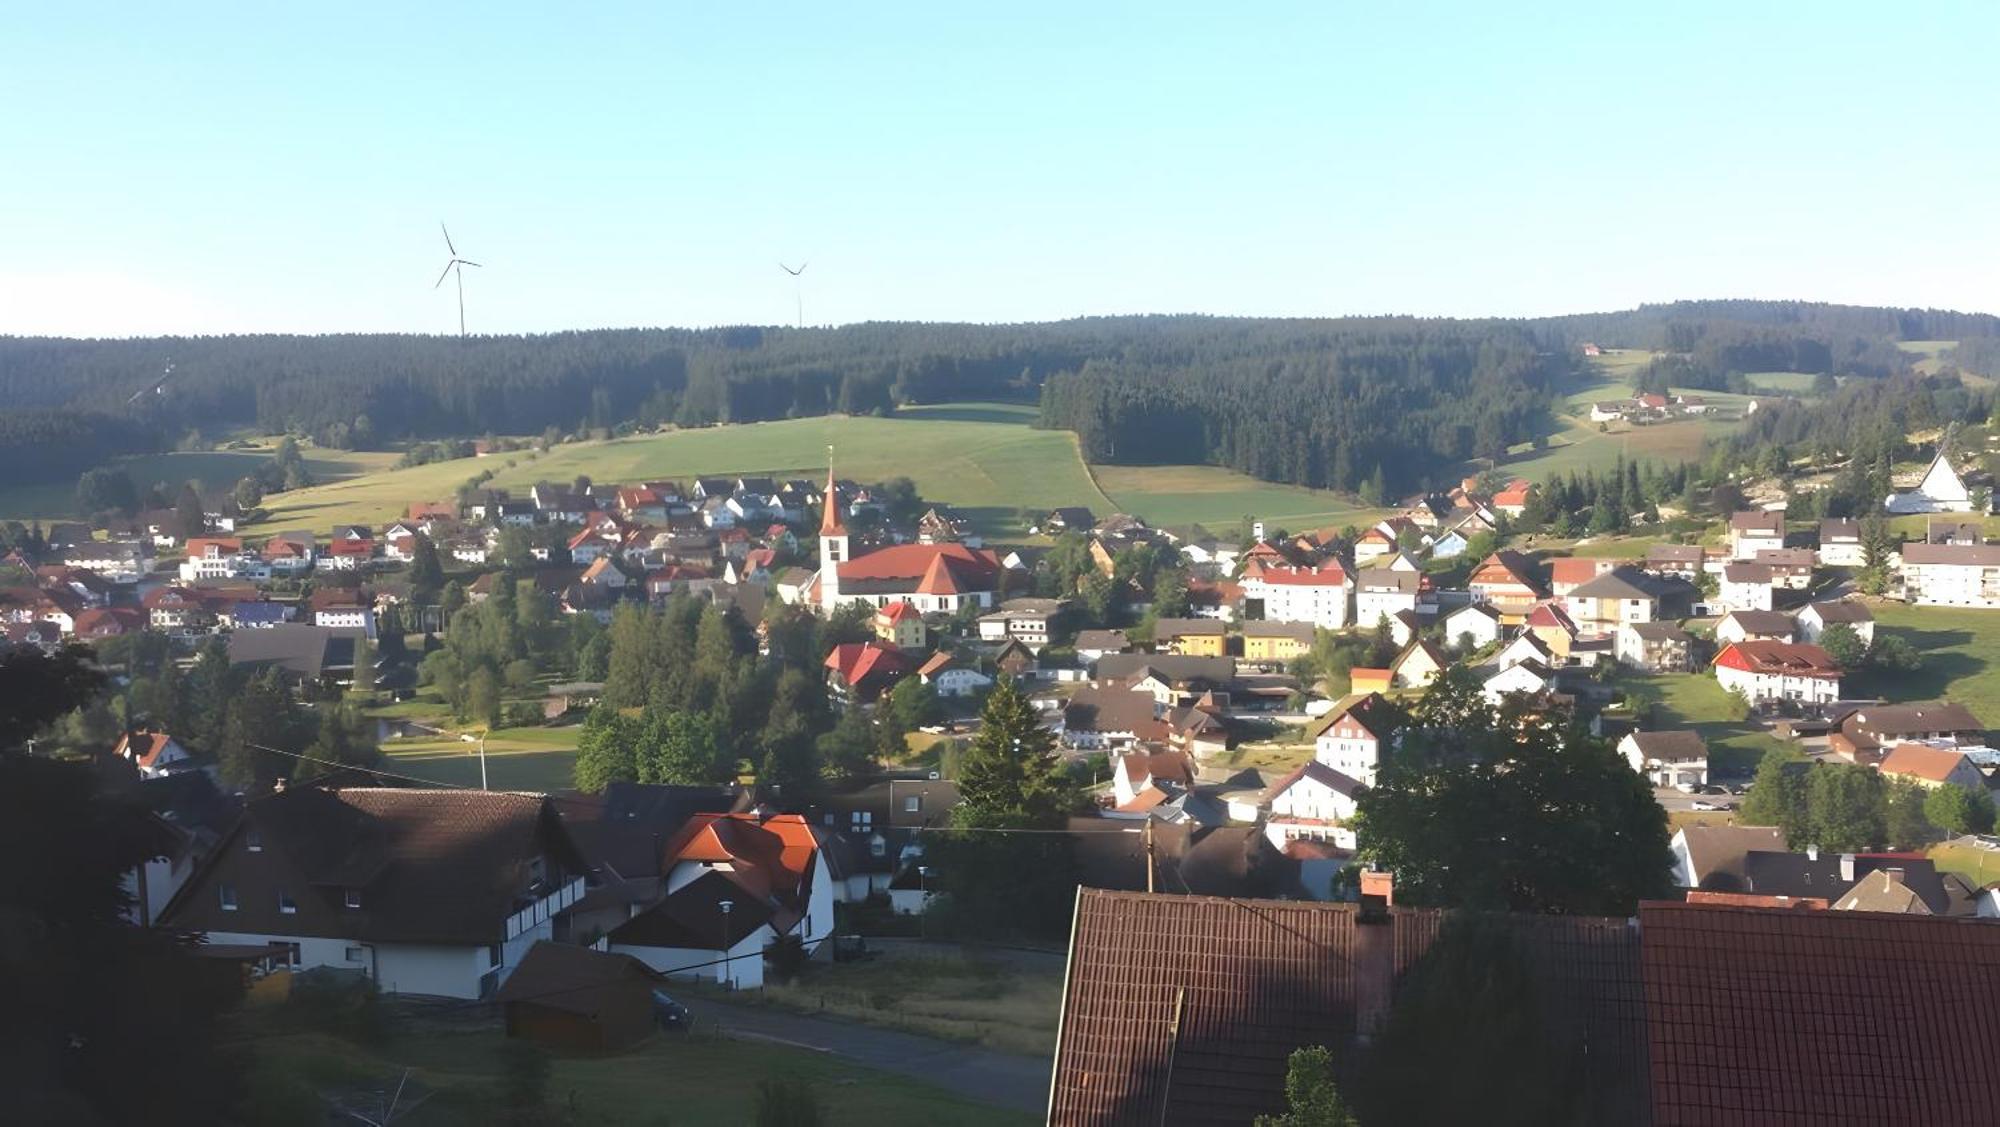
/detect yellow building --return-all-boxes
[873,601,926,649]
[1154,617,1227,657]
[1242,621,1314,664]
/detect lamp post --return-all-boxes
[718,899,736,989]
[917,865,932,939]
[460,731,487,791]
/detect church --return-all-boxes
[814,466,1009,614]
[1884,450,1976,514]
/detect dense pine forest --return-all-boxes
[3,300,1998,492]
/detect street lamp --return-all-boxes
[718,900,735,989]
[917,865,932,940]
[460,732,487,791]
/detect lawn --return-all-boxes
[245,1021,1031,1127]
[1927,839,2000,887]
[251,404,1111,541]
[1851,604,2000,728]
[1619,671,1787,776]
[690,947,1065,1058]
[1898,340,1957,376]
[0,442,400,522]
[381,731,581,793]
[1091,463,1385,537]
[1742,371,1829,395]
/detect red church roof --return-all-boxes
[837,542,1001,596]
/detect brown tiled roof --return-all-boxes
[1047,890,1646,1126]
[1878,742,1973,784]
[1626,730,1707,764]
[1640,901,2000,1125]
[495,940,662,1014]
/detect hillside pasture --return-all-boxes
[1091,463,1384,536]
[0,443,399,521]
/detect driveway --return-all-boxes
[683,995,1053,1114]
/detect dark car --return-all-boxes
[652,989,689,1030]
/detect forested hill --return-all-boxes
[3,300,1997,492]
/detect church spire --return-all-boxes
[819,445,847,537]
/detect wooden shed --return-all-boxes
[497,941,664,1052]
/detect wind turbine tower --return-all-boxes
[779,261,808,329]
[435,224,483,337]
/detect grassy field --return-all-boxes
[1091,463,1383,535]
[1851,604,2000,727]
[694,947,1064,1058]
[1899,340,1957,376]
[0,442,400,522]
[1742,371,1827,395]
[1619,671,1786,776]
[1927,839,2000,887]
[1490,350,1748,482]
[381,739,580,792]
[246,1021,1031,1126]
[251,405,1111,540]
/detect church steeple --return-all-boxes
[818,446,848,611]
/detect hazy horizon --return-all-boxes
[6,3,1996,337]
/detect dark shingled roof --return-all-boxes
[1641,901,2000,1126]
[495,940,662,1015]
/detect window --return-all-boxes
[277,889,297,914]
[487,944,503,969]
[850,811,872,830]
[278,942,301,969]
[344,889,362,909]
[344,946,366,963]
[246,829,262,853]
[903,795,922,813]
[219,884,238,911]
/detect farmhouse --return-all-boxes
[1619,729,1708,789]
[1795,600,1874,645]
[1900,543,2000,608]
[1468,550,1546,621]
[1713,640,1842,705]
[1240,560,1351,630]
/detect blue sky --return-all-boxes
[3,3,1996,336]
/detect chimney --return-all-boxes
[1353,873,1395,1047]
[1840,854,1856,883]
[1806,845,1819,861]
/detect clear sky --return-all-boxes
[3,2,1996,337]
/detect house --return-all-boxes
[1060,685,1164,751]
[1348,667,1393,695]
[1095,654,1237,711]
[1818,518,1866,567]
[114,730,194,778]
[1619,730,1707,788]
[1901,543,2000,608]
[1884,450,1975,513]
[1671,824,1785,889]
[1041,507,1095,533]
[873,601,926,650]
[1830,868,1935,915]
[1589,401,1626,422]
[1753,547,1817,589]
[1482,658,1555,705]
[1351,526,1397,566]
[227,623,363,687]
[144,586,218,635]
[1715,609,1795,645]
[1352,568,1423,628]
[1878,742,1988,790]
[992,638,1038,678]
[823,641,912,703]
[816,468,1006,615]
[1307,693,1403,786]
[1073,629,1131,663]
[973,597,1063,650]
[226,597,289,631]
[1617,621,1694,673]
[1728,510,1786,560]
[1150,617,1228,657]
[1927,517,1985,547]
[64,539,152,584]
[160,788,588,1000]
[1490,478,1533,517]
[1389,639,1447,689]
[1795,600,1874,645]
[72,606,145,638]
[1518,601,1576,659]
[1829,702,1986,762]
[1263,762,1363,851]
[1740,850,1955,916]
[1642,543,1706,582]
[608,812,832,991]
[1713,640,1842,705]
[1467,550,1545,621]
[1549,556,1616,598]
[1717,563,1777,612]
[1240,621,1313,664]
[915,650,992,697]
[1493,628,1557,672]
[1111,748,1195,813]
[1239,561,1351,630]
[1440,601,1502,651]
[498,941,663,1051]
[1562,567,1661,631]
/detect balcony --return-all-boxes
[504,875,584,940]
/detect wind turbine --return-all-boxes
[126,360,172,404]
[435,223,482,336]
[779,260,808,329]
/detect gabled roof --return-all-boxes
[1625,730,1707,763]
[1819,518,1861,541]
[1729,510,1785,534]
[1265,760,1361,803]
[823,641,911,687]
[1722,562,1775,584]
[1073,629,1130,652]
[1901,542,2000,567]
[1063,685,1165,738]
[1830,868,1933,915]
[1842,702,1984,741]
[1742,852,1952,914]
[1714,640,1840,678]
[1469,549,1545,594]
[114,731,182,769]
[495,940,663,1014]
[1804,600,1873,624]
[1303,692,1403,743]
[1569,567,1660,601]
[1676,825,1785,889]
[1243,560,1350,587]
[1879,742,1974,784]
[1720,609,1794,637]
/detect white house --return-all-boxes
[160,789,588,1001]
[1901,543,2000,608]
[1306,693,1403,787]
[114,731,194,778]
[1670,825,1785,889]
[609,812,832,991]
[1482,658,1555,705]
[1352,568,1422,629]
[1713,640,1842,705]
[1263,762,1361,852]
[1729,510,1786,560]
[1715,609,1795,646]
[1796,601,1875,646]
[1619,730,1708,789]
[1717,563,1777,613]
[1441,602,1503,651]
[1885,451,1975,514]
[1818,519,1866,568]
[1240,562,1351,630]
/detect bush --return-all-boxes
[503,701,545,728]
[763,933,810,983]
[755,1076,824,1127]
[281,969,394,1045]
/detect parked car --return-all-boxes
[652,990,689,1030]
[1691,800,1724,811]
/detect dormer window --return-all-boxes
[246,829,263,853]
[345,889,362,909]
[219,884,238,911]
[278,889,297,914]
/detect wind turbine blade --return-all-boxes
[435,261,455,288]
[441,222,457,256]
[796,262,808,274]
[458,259,482,268]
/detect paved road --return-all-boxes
[683,995,1052,1114]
